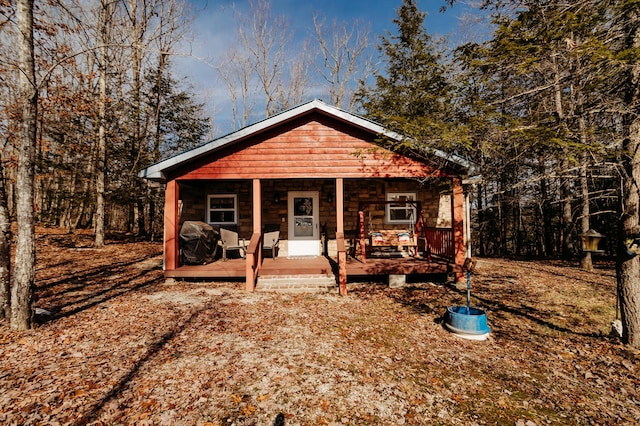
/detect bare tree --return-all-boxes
[0,8,11,305]
[94,0,116,248]
[238,0,290,118]
[283,48,310,108]
[0,145,10,320]
[218,47,256,129]
[150,0,194,157]
[312,15,375,110]
[125,0,148,236]
[11,0,37,330]
[144,0,197,237]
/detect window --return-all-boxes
[207,194,237,225]
[386,192,417,224]
[436,194,452,228]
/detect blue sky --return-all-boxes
[178,0,487,136]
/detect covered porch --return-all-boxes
[163,176,465,295]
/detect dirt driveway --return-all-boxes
[1,229,638,425]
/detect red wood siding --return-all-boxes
[174,114,448,180]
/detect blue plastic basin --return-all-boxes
[444,305,491,337]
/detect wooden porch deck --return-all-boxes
[165,255,459,281]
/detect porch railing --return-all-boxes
[245,232,262,291]
[424,227,454,260]
[336,232,347,296]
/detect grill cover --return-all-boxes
[179,221,219,264]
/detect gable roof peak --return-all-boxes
[139,99,469,182]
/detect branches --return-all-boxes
[312,14,375,110]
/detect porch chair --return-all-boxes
[262,225,280,259]
[220,227,246,260]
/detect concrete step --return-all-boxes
[256,274,337,293]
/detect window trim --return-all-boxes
[206,193,238,225]
[386,192,417,224]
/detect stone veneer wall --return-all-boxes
[178,180,253,236]
[343,178,449,233]
[261,179,336,241]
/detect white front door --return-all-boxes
[287,191,320,257]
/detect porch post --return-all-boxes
[336,178,344,235]
[336,178,347,295]
[453,177,465,282]
[465,188,472,258]
[164,179,179,271]
[246,178,261,292]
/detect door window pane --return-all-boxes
[294,217,314,237]
[294,197,313,216]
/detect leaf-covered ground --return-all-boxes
[1,228,639,425]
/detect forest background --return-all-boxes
[1,0,639,345]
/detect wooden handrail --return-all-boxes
[246,232,261,255]
[245,232,262,292]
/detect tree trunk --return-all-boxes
[11,0,37,330]
[617,3,640,348]
[0,157,11,319]
[94,0,110,248]
[515,192,522,256]
[476,182,485,257]
[579,157,592,271]
[128,0,144,236]
[579,134,592,270]
[560,163,574,258]
[618,115,640,346]
[540,182,552,256]
[551,53,575,259]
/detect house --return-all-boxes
[139,99,471,295]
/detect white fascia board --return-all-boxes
[432,148,471,169]
[462,175,483,185]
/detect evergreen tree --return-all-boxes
[356,0,465,158]
[452,0,621,260]
[145,66,211,162]
[448,0,640,346]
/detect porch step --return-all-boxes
[256,274,338,293]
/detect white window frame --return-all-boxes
[207,194,238,225]
[386,192,417,224]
